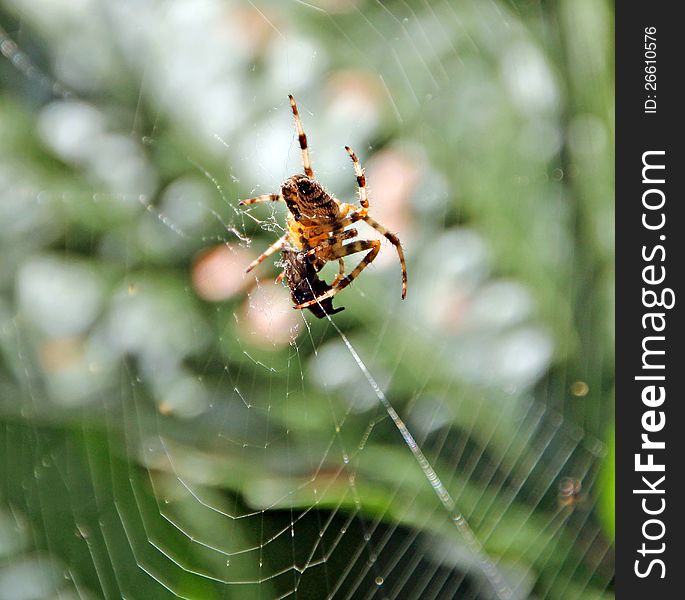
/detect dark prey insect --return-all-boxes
[280,245,344,319]
[239,95,407,310]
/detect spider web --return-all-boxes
[0,1,614,599]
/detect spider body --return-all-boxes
[558,477,585,508]
[281,174,339,226]
[240,95,407,310]
[281,174,350,251]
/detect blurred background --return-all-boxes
[0,1,613,599]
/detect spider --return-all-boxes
[280,244,344,319]
[239,95,407,310]
[558,477,585,508]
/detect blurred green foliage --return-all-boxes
[1,1,613,598]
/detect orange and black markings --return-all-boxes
[239,94,407,312]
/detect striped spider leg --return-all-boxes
[289,94,313,178]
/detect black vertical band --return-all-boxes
[616,4,683,596]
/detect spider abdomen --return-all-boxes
[281,174,339,223]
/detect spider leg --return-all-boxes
[239,194,282,206]
[361,215,407,299]
[333,199,357,218]
[305,211,364,238]
[303,228,358,257]
[294,240,380,309]
[288,95,313,178]
[331,259,346,287]
[274,270,286,284]
[245,234,287,273]
[345,146,369,209]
